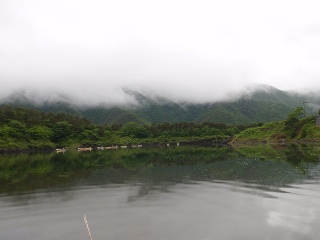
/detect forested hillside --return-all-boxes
[0,85,318,125]
[0,106,259,151]
[1,104,320,151]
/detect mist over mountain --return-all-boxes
[2,1,320,113]
[1,85,319,125]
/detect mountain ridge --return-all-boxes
[1,85,319,125]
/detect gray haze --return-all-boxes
[1,0,320,105]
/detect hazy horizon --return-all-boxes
[1,1,320,105]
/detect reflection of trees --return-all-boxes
[285,144,304,166]
[1,145,320,197]
[284,144,318,174]
[0,147,234,195]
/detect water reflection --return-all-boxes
[1,144,320,197]
[2,145,320,240]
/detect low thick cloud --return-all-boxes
[1,0,320,105]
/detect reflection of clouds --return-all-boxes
[230,182,279,199]
[267,209,315,234]
[126,179,282,203]
[266,185,320,236]
[127,182,174,202]
[0,189,76,207]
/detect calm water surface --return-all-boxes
[1,145,320,240]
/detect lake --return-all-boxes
[1,144,320,240]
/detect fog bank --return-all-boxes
[1,0,320,105]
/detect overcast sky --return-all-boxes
[1,0,320,105]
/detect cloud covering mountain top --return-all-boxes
[1,0,320,105]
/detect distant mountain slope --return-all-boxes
[195,87,310,124]
[0,85,318,125]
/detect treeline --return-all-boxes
[0,106,261,151]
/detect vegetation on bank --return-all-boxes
[233,107,320,144]
[0,106,261,151]
[1,106,320,151]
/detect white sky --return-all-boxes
[1,0,320,105]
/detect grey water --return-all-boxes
[1,145,320,240]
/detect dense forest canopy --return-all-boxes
[1,104,319,151]
[0,106,261,151]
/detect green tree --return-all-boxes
[7,120,27,138]
[28,126,53,140]
[285,107,304,137]
[51,121,73,143]
[285,107,303,128]
[120,122,149,138]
